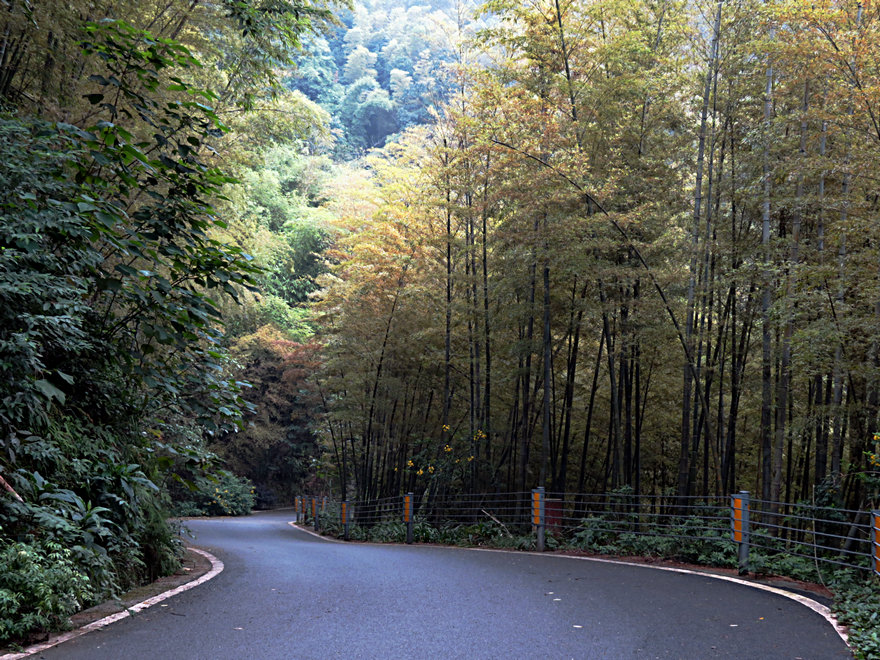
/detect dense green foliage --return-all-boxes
[0,0,338,645]
[171,470,256,517]
[0,539,93,644]
[834,577,880,660]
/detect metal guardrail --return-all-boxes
[296,491,879,577]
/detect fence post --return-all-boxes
[533,487,545,552]
[342,501,350,541]
[312,497,319,532]
[403,492,414,544]
[294,496,300,523]
[873,510,880,577]
[731,491,750,576]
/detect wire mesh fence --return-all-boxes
[296,490,878,577]
[746,498,874,573]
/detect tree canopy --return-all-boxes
[5,0,880,651]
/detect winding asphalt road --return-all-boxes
[34,509,851,659]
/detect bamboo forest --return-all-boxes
[2,0,880,652]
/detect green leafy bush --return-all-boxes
[367,521,406,543]
[0,538,94,645]
[831,573,880,660]
[172,471,255,517]
[315,508,342,536]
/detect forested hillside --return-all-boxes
[287,0,465,155]
[312,0,880,516]
[3,0,880,649]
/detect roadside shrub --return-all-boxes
[572,516,616,548]
[451,521,511,547]
[138,510,184,584]
[832,573,880,660]
[0,538,94,645]
[315,508,342,536]
[413,520,437,542]
[370,522,406,543]
[200,471,255,516]
[172,471,255,517]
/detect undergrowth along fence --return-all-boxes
[295,491,880,580]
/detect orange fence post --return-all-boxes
[403,492,414,544]
[730,491,750,576]
[532,487,545,552]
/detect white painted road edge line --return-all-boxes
[560,553,850,646]
[468,546,852,647]
[288,520,346,543]
[0,547,224,660]
[289,522,850,647]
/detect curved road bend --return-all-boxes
[35,509,851,659]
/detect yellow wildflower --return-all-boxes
[468,455,474,462]
[417,468,424,475]
[407,459,414,467]
[444,444,452,452]
[428,465,435,473]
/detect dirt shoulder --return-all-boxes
[66,546,214,630]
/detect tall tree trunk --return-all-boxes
[541,215,551,489]
[481,150,493,475]
[557,281,588,493]
[622,294,633,488]
[599,283,621,490]
[680,0,723,497]
[518,219,540,492]
[773,80,809,505]
[760,46,775,504]
[830,3,862,491]
[363,261,410,500]
[442,142,453,452]
[577,325,605,495]
[814,116,829,486]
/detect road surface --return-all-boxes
[33,509,852,659]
